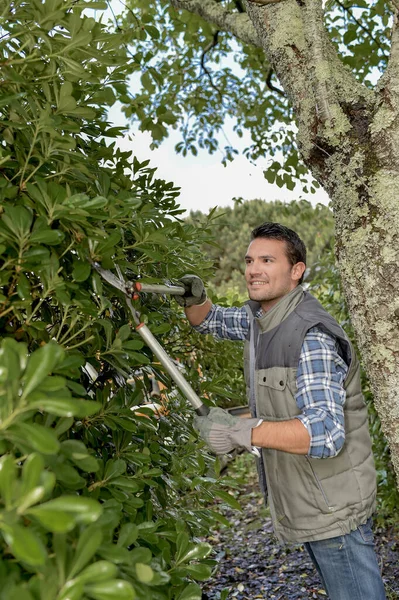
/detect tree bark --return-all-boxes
[171,0,399,484]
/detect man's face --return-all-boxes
[244,237,305,311]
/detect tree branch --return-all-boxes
[247,0,284,4]
[200,31,225,103]
[170,0,261,47]
[245,0,373,159]
[266,68,285,96]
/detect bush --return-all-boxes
[0,2,231,598]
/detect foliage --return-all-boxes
[0,2,238,597]
[116,0,391,188]
[188,199,334,298]
[309,250,399,527]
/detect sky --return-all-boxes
[100,2,330,216]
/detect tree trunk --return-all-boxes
[171,0,399,483]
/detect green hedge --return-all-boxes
[0,2,234,598]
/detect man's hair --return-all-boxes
[250,222,307,284]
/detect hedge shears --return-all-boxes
[91,261,210,417]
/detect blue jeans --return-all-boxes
[304,519,386,600]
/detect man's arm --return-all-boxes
[251,419,311,454]
[253,328,347,457]
[194,327,348,458]
[185,299,213,326]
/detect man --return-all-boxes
[177,223,385,600]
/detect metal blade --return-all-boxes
[91,261,129,294]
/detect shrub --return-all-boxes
[0,2,230,597]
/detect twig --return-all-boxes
[336,0,388,57]
[200,31,224,103]
[266,68,285,97]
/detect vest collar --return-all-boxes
[255,285,304,333]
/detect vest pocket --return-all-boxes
[258,367,287,390]
[256,368,300,420]
[268,451,335,528]
[306,457,334,511]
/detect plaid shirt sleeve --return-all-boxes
[295,326,348,459]
[193,304,249,341]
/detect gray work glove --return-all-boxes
[175,274,207,308]
[193,407,263,455]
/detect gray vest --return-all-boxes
[244,286,376,543]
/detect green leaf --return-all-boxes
[31,495,102,524]
[128,547,152,564]
[30,229,65,245]
[22,342,65,399]
[60,440,99,472]
[177,583,202,600]
[214,489,242,510]
[58,580,84,600]
[28,495,102,532]
[135,563,154,583]
[116,324,131,341]
[28,507,76,533]
[17,273,31,300]
[108,477,140,492]
[29,397,101,418]
[75,561,118,584]
[17,485,46,513]
[85,580,135,600]
[0,523,47,566]
[175,532,190,564]
[73,262,92,282]
[175,542,212,564]
[1,206,33,240]
[104,459,126,480]
[68,526,103,578]
[97,544,131,564]
[184,563,212,581]
[117,523,138,547]
[21,453,45,496]
[6,422,60,454]
[36,376,67,392]
[0,454,16,509]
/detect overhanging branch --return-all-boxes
[200,31,225,103]
[170,0,261,47]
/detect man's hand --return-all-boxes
[175,274,207,308]
[193,407,263,455]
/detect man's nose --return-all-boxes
[247,261,261,276]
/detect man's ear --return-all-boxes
[292,262,306,282]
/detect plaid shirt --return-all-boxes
[195,304,348,459]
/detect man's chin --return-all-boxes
[248,291,271,302]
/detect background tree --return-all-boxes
[118,0,399,486]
